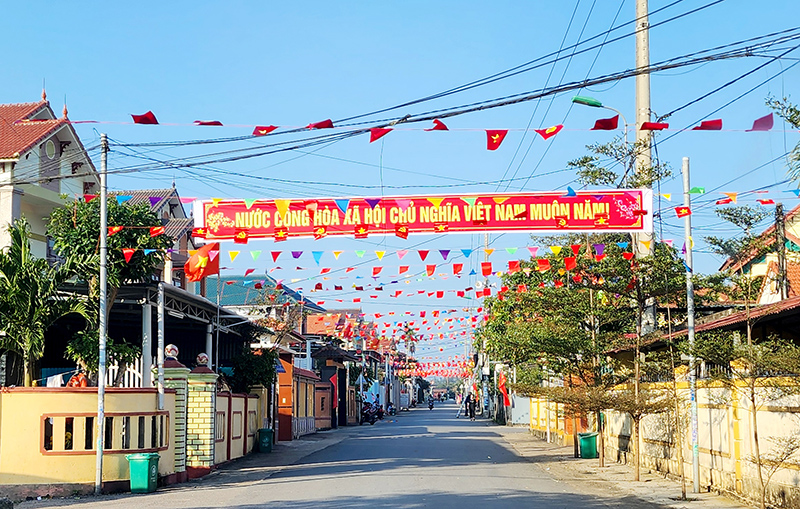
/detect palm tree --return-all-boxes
[0,219,87,386]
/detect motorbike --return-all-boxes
[360,402,378,425]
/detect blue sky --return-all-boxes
[4,1,800,356]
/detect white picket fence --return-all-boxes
[104,358,144,388]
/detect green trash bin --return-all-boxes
[257,428,274,453]
[578,432,599,459]
[125,452,160,493]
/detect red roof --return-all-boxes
[721,202,800,272]
[0,101,67,159]
[293,367,320,381]
[672,295,800,338]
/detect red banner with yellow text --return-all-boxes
[193,190,652,241]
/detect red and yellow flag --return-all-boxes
[184,242,220,282]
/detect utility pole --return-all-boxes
[682,157,700,494]
[635,0,656,334]
[94,134,108,495]
[776,203,788,299]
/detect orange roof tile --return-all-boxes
[0,101,67,159]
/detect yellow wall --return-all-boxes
[0,388,176,485]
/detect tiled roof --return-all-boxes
[164,217,193,240]
[671,294,800,338]
[293,367,320,381]
[114,188,177,210]
[0,101,66,159]
[720,202,800,272]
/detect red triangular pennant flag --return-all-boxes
[453,263,463,275]
[486,130,508,150]
[692,119,722,131]
[537,259,551,272]
[425,119,448,131]
[122,248,136,263]
[591,115,619,131]
[747,113,773,132]
[641,122,669,131]
[426,265,436,276]
[131,111,158,125]
[307,119,334,129]
[418,250,429,261]
[370,128,392,143]
[564,257,576,271]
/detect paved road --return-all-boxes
[21,401,690,509]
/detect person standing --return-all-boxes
[466,393,476,421]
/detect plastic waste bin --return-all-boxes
[578,432,599,459]
[125,452,160,493]
[257,428,274,453]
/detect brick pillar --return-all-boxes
[163,358,190,483]
[186,366,218,478]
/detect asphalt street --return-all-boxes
[20,401,708,509]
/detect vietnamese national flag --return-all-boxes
[252,125,278,136]
[453,263,463,275]
[675,206,692,218]
[149,226,165,237]
[497,371,511,406]
[486,129,508,150]
[481,262,492,277]
[537,259,551,272]
[308,119,334,129]
[534,124,563,140]
[330,373,338,409]
[184,243,220,282]
[591,115,619,131]
[564,257,577,271]
[508,260,520,274]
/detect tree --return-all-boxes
[705,205,771,346]
[0,219,88,385]
[568,136,671,189]
[767,96,800,182]
[48,198,173,380]
[229,345,279,394]
[48,197,174,315]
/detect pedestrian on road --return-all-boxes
[466,393,476,421]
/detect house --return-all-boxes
[0,93,98,261]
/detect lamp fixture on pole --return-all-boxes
[571,95,629,145]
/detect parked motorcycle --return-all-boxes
[360,402,378,425]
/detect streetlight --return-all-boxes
[571,96,629,144]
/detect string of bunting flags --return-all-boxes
[74,110,788,152]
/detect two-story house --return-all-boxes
[0,92,98,259]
